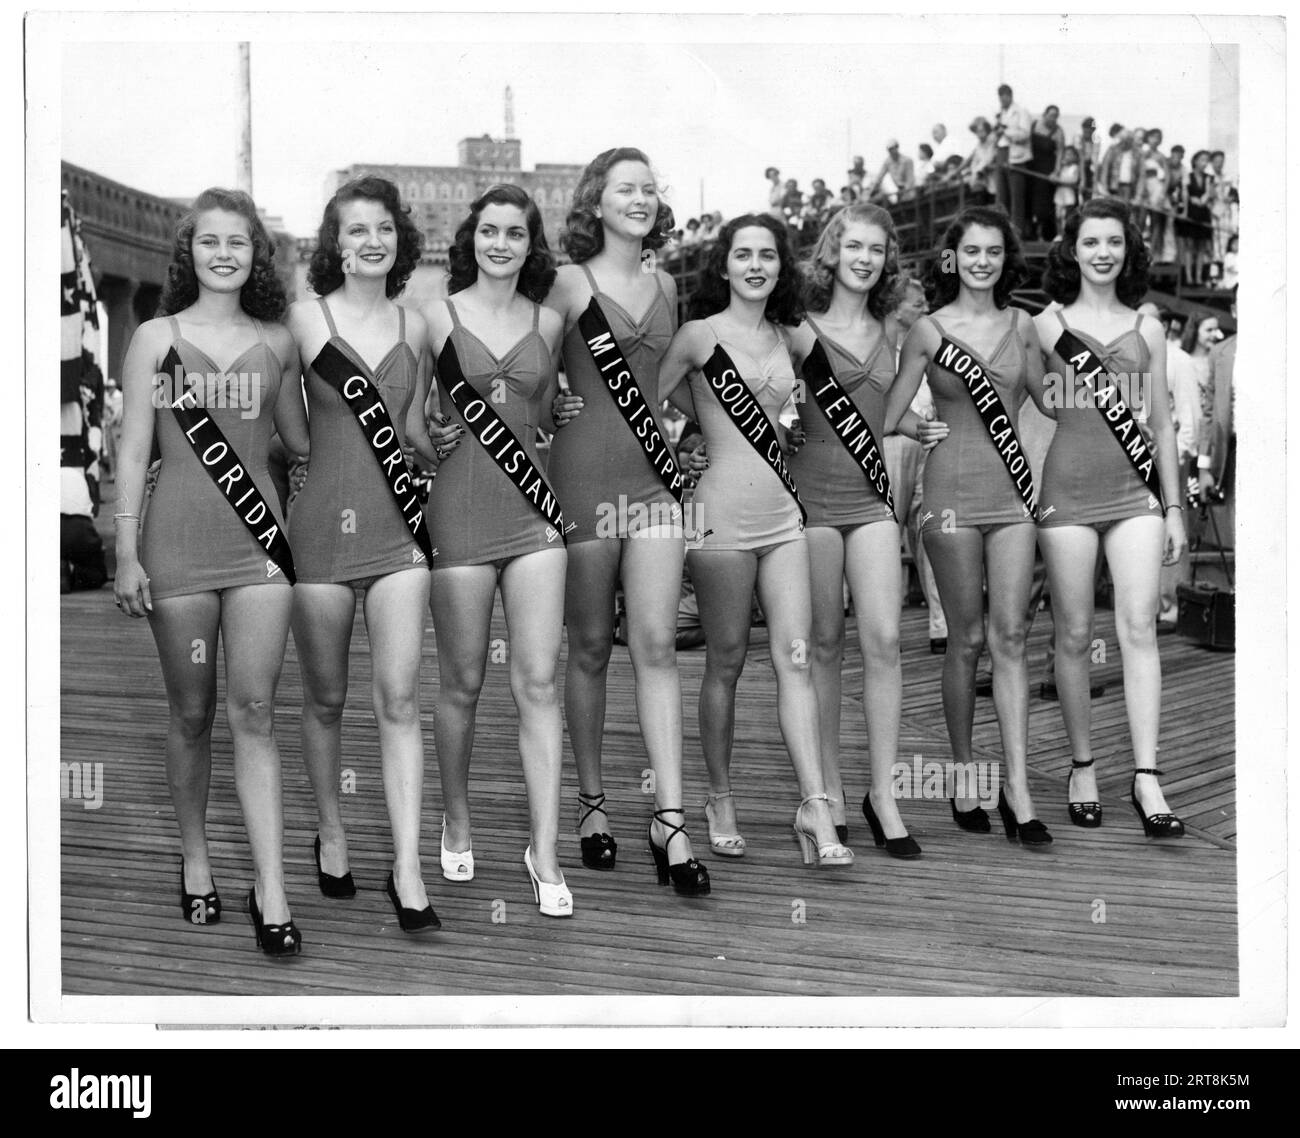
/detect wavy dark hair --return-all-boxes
[447,183,556,303]
[801,202,902,320]
[158,187,285,320]
[689,214,803,326]
[1042,196,1151,308]
[308,176,422,299]
[928,205,1028,310]
[560,147,675,263]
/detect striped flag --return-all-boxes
[60,190,102,487]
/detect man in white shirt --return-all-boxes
[993,83,1033,237]
[929,122,960,168]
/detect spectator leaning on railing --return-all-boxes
[869,138,916,204]
[992,83,1033,237]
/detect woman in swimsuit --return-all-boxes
[787,202,920,858]
[114,187,307,954]
[658,213,852,866]
[545,147,708,896]
[1034,196,1187,836]
[422,184,573,916]
[285,176,441,932]
[886,205,1053,848]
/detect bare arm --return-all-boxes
[1019,308,1056,418]
[268,320,310,458]
[884,319,933,436]
[659,320,711,420]
[1140,320,1188,561]
[402,308,440,465]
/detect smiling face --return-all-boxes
[725,224,781,302]
[598,159,659,243]
[1074,216,1126,288]
[955,222,1006,294]
[337,198,397,281]
[1195,316,1220,350]
[473,201,531,280]
[192,208,254,294]
[834,220,889,298]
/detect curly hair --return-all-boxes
[559,147,675,263]
[308,175,422,299]
[1042,196,1151,308]
[158,187,285,320]
[927,205,1027,310]
[801,202,902,320]
[689,213,803,326]
[447,183,556,303]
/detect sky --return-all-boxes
[56,12,1239,238]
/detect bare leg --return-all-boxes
[362,567,432,909]
[220,584,294,925]
[291,583,358,878]
[501,548,568,883]
[805,526,848,828]
[148,593,220,897]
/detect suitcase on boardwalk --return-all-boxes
[1176,501,1234,651]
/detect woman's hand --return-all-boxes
[428,413,464,462]
[784,417,806,455]
[552,392,583,429]
[113,556,152,617]
[917,415,950,450]
[684,441,709,485]
[1163,509,1189,566]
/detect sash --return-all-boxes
[161,346,296,583]
[802,339,894,513]
[310,341,434,564]
[931,336,1037,517]
[699,344,807,526]
[577,298,685,506]
[1054,329,1165,507]
[438,339,569,544]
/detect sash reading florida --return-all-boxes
[1054,328,1164,507]
[699,344,807,527]
[932,336,1037,517]
[802,338,895,513]
[577,298,685,505]
[311,341,434,565]
[161,346,296,582]
[438,338,569,544]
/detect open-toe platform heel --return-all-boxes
[576,791,617,870]
[793,795,854,866]
[704,791,747,858]
[648,808,711,896]
[1130,768,1185,839]
[247,887,302,957]
[1066,759,1103,828]
[180,858,221,925]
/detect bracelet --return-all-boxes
[1165,504,1184,513]
[112,513,140,524]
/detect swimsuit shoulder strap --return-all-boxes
[166,315,181,340]
[580,263,599,294]
[251,317,266,342]
[532,301,540,330]
[1054,308,1070,331]
[317,296,339,337]
[398,304,406,342]
[445,299,462,328]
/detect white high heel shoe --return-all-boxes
[523,847,573,918]
[440,815,474,882]
[793,794,855,866]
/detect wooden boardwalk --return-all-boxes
[58,560,1237,1003]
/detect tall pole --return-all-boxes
[237,43,253,194]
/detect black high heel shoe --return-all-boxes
[861,794,922,859]
[1130,768,1185,838]
[384,871,441,933]
[247,887,301,957]
[314,835,357,898]
[1066,759,1103,828]
[996,788,1053,848]
[576,790,617,870]
[180,858,221,925]
[648,808,711,896]
[950,798,991,833]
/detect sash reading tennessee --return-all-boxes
[161,346,296,582]
[578,297,686,505]
[310,342,434,563]
[437,338,570,542]
[932,336,1037,517]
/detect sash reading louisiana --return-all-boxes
[162,346,296,582]
[932,337,1037,517]
[578,298,685,504]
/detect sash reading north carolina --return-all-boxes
[577,298,685,506]
[437,338,569,543]
[1054,329,1164,508]
[161,346,296,582]
[310,341,434,564]
[931,336,1037,517]
[802,338,895,513]
[699,343,807,526]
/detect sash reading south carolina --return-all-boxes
[700,343,807,527]
[931,336,1037,517]
[437,338,569,543]
[310,341,434,564]
[577,297,685,506]
[161,346,296,582]
[1054,328,1164,507]
[802,338,895,513]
